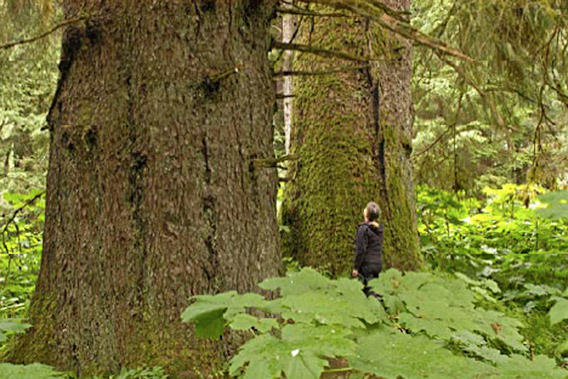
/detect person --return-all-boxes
[352,202,384,297]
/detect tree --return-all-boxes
[280,0,422,275]
[6,1,281,376]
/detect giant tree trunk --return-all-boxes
[9,1,280,376]
[281,1,422,275]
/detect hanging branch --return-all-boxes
[276,7,352,18]
[412,127,452,157]
[276,94,297,99]
[298,0,472,61]
[273,41,372,61]
[274,64,370,77]
[435,52,511,131]
[1,191,46,234]
[0,16,87,50]
[253,154,297,168]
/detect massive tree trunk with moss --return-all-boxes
[8,1,280,376]
[281,1,421,275]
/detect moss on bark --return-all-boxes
[281,4,422,275]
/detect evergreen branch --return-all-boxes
[1,191,46,234]
[413,127,452,157]
[254,155,296,168]
[273,41,372,61]
[276,94,297,99]
[0,16,87,50]
[276,7,352,18]
[435,52,511,131]
[356,0,411,22]
[274,64,369,77]
[298,0,472,61]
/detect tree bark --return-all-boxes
[8,1,281,376]
[281,1,422,275]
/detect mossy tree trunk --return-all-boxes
[8,1,280,376]
[281,1,422,275]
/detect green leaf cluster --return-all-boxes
[182,268,567,378]
[0,190,45,327]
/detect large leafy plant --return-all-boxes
[182,268,566,378]
[0,190,45,321]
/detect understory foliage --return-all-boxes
[417,184,568,285]
[182,267,567,378]
[417,184,568,359]
[0,190,44,322]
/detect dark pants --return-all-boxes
[359,264,381,297]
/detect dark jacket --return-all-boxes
[353,222,384,272]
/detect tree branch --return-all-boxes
[254,155,297,168]
[1,191,46,234]
[298,0,472,61]
[435,52,511,131]
[276,93,297,99]
[0,16,87,50]
[274,64,369,77]
[276,7,352,18]
[273,41,372,61]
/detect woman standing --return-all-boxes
[352,202,384,296]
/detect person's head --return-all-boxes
[364,202,381,226]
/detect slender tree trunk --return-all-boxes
[8,1,280,376]
[282,1,297,155]
[281,1,421,275]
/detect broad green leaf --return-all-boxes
[549,297,568,325]
[0,319,31,342]
[537,190,568,220]
[0,363,64,379]
[523,284,561,297]
[229,314,278,333]
[371,270,526,352]
[259,268,330,296]
[555,339,568,356]
[230,324,355,379]
[495,354,567,378]
[455,272,501,293]
[181,291,266,338]
[260,269,387,328]
[277,291,385,329]
[349,329,495,378]
[451,331,508,363]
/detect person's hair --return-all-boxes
[365,202,381,228]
